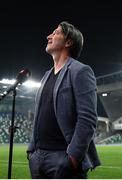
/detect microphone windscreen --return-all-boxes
[16,69,31,84]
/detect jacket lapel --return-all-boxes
[53,58,73,115]
[34,68,53,118]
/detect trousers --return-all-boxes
[28,149,88,179]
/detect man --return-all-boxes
[27,21,101,179]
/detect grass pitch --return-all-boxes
[0,144,122,179]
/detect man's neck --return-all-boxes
[53,53,69,74]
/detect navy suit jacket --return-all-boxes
[28,57,101,171]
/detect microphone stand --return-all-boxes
[8,89,17,179]
[0,68,31,179]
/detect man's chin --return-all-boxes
[45,47,52,55]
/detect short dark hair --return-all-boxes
[59,21,84,59]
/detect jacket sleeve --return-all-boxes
[26,85,40,153]
[67,65,98,161]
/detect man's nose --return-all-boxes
[47,33,53,40]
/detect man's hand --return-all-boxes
[69,155,78,170]
[26,151,33,160]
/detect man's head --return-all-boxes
[59,21,84,59]
[46,21,83,59]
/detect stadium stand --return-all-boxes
[0,111,32,144]
[96,71,122,144]
[97,133,122,144]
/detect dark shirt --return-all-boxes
[34,70,67,150]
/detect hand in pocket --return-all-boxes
[54,153,75,178]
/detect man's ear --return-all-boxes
[65,39,73,48]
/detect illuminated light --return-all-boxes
[0,79,40,88]
[0,79,15,84]
[102,93,108,97]
[23,80,40,88]
[3,86,7,89]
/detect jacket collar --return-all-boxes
[53,57,74,115]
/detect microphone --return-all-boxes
[0,68,31,101]
[15,68,31,84]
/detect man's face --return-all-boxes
[46,25,66,55]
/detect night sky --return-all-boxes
[0,1,122,81]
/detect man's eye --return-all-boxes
[52,29,62,35]
[55,31,59,34]
[55,30,61,34]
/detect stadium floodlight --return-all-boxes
[102,93,108,97]
[3,85,8,89]
[23,80,40,88]
[0,78,40,88]
[0,79,16,84]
